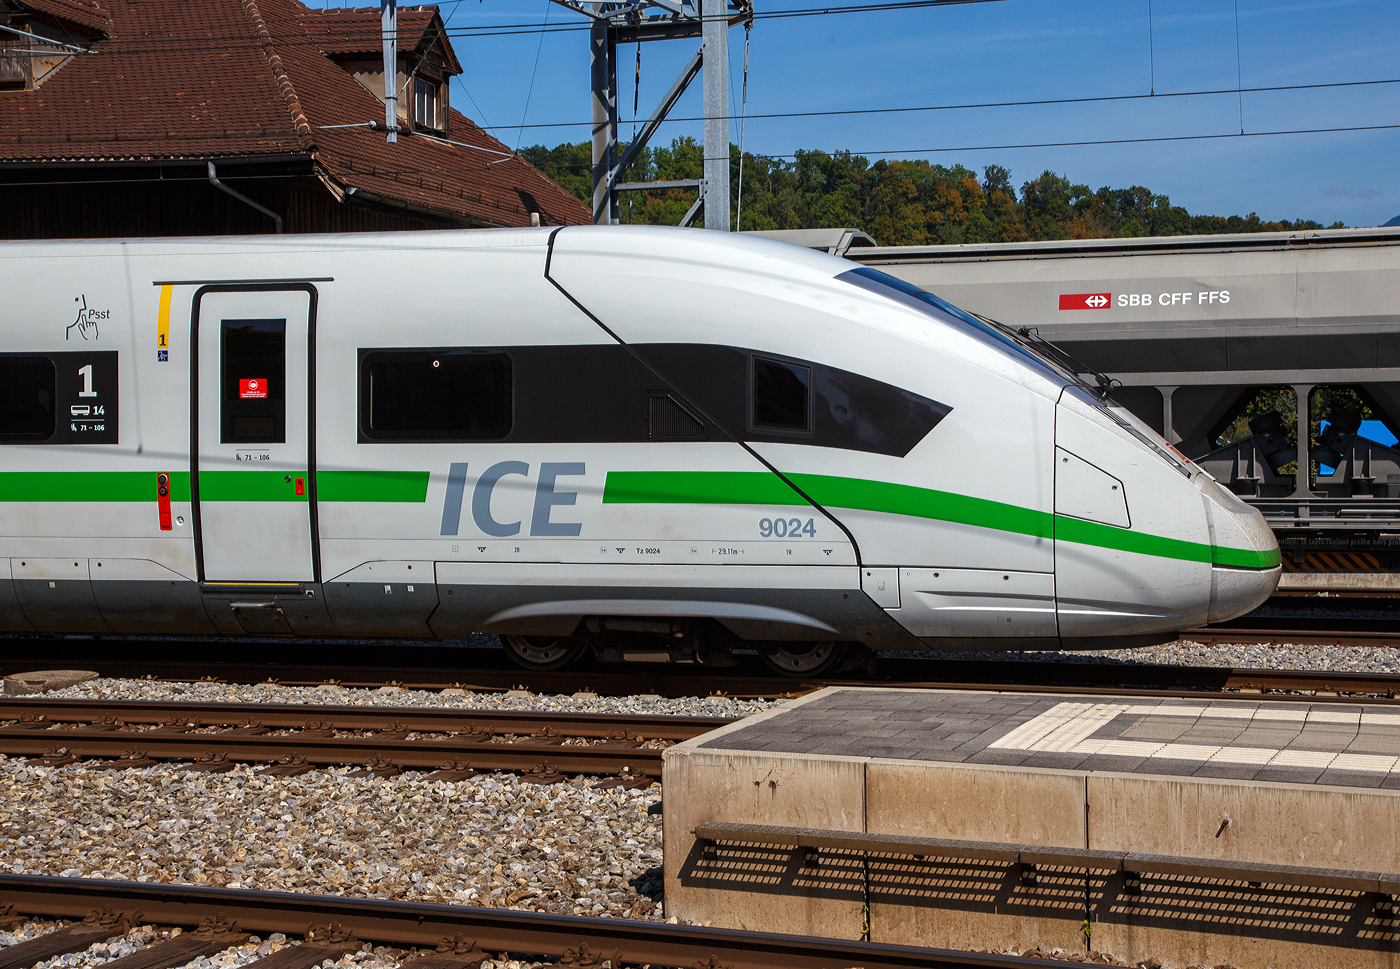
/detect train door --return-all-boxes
[192,285,318,583]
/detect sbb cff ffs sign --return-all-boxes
[1059,293,1111,310]
[1058,290,1235,309]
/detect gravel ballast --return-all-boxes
[39,678,771,719]
[31,639,1400,718]
[0,758,663,922]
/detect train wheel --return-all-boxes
[759,641,845,677]
[502,634,587,671]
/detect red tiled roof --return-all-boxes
[18,0,111,34]
[298,7,455,66]
[0,0,591,228]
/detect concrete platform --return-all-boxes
[663,687,1400,969]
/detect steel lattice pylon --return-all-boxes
[549,0,753,228]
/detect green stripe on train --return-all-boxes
[0,470,429,503]
[318,470,429,502]
[602,470,1281,570]
[198,471,308,502]
[0,471,193,503]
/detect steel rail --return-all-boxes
[0,639,797,697]
[12,655,1400,702]
[8,658,1400,705]
[1180,626,1400,648]
[0,874,1035,969]
[1209,666,1400,695]
[885,666,1400,700]
[0,699,733,776]
[0,698,730,739]
[870,678,1400,703]
[0,726,664,776]
[8,633,1400,700]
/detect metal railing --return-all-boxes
[1244,496,1400,529]
[695,821,1400,907]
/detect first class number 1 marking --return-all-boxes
[761,517,816,538]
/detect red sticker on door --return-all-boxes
[239,378,267,399]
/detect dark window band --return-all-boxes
[358,342,950,457]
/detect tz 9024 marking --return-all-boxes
[761,517,816,538]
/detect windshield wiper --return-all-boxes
[970,311,1117,398]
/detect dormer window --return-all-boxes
[0,38,29,90]
[413,75,440,131]
[303,6,458,135]
[0,15,96,92]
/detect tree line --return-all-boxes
[522,137,1342,244]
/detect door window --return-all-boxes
[222,319,286,443]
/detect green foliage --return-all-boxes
[518,141,593,208]
[522,138,1343,241]
[1215,387,1375,450]
[1213,386,1376,480]
[1216,389,1292,448]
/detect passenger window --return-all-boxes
[751,355,811,433]
[0,355,56,442]
[222,319,285,444]
[360,349,512,441]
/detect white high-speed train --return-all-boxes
[0,226,1279,673]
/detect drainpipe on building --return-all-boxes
[208,162,283,233]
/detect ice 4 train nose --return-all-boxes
[1053,386,1279,644]
[1200,478,1282,623]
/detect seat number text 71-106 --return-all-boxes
[760,517,817,538]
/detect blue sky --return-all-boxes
[403,0,1397,225]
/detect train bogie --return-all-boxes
[0,227,1279,669]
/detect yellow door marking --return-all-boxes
[157,284,172,351]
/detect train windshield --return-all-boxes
[838,267,1086,389]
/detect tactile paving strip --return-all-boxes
[700,688,1400,788]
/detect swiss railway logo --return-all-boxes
[1060,293,1111,310]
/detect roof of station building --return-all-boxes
[297,6,461,72]
[0,0,590,228]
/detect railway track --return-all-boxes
[0,699,728,778]
[1183,592,1400,647]
[3,662,1399,785]
[8,588,1400,706]
[8,637,1400,701]
[1179,624,1400,647]
[0,873,1034,969]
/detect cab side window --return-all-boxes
[751,355,812,435]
